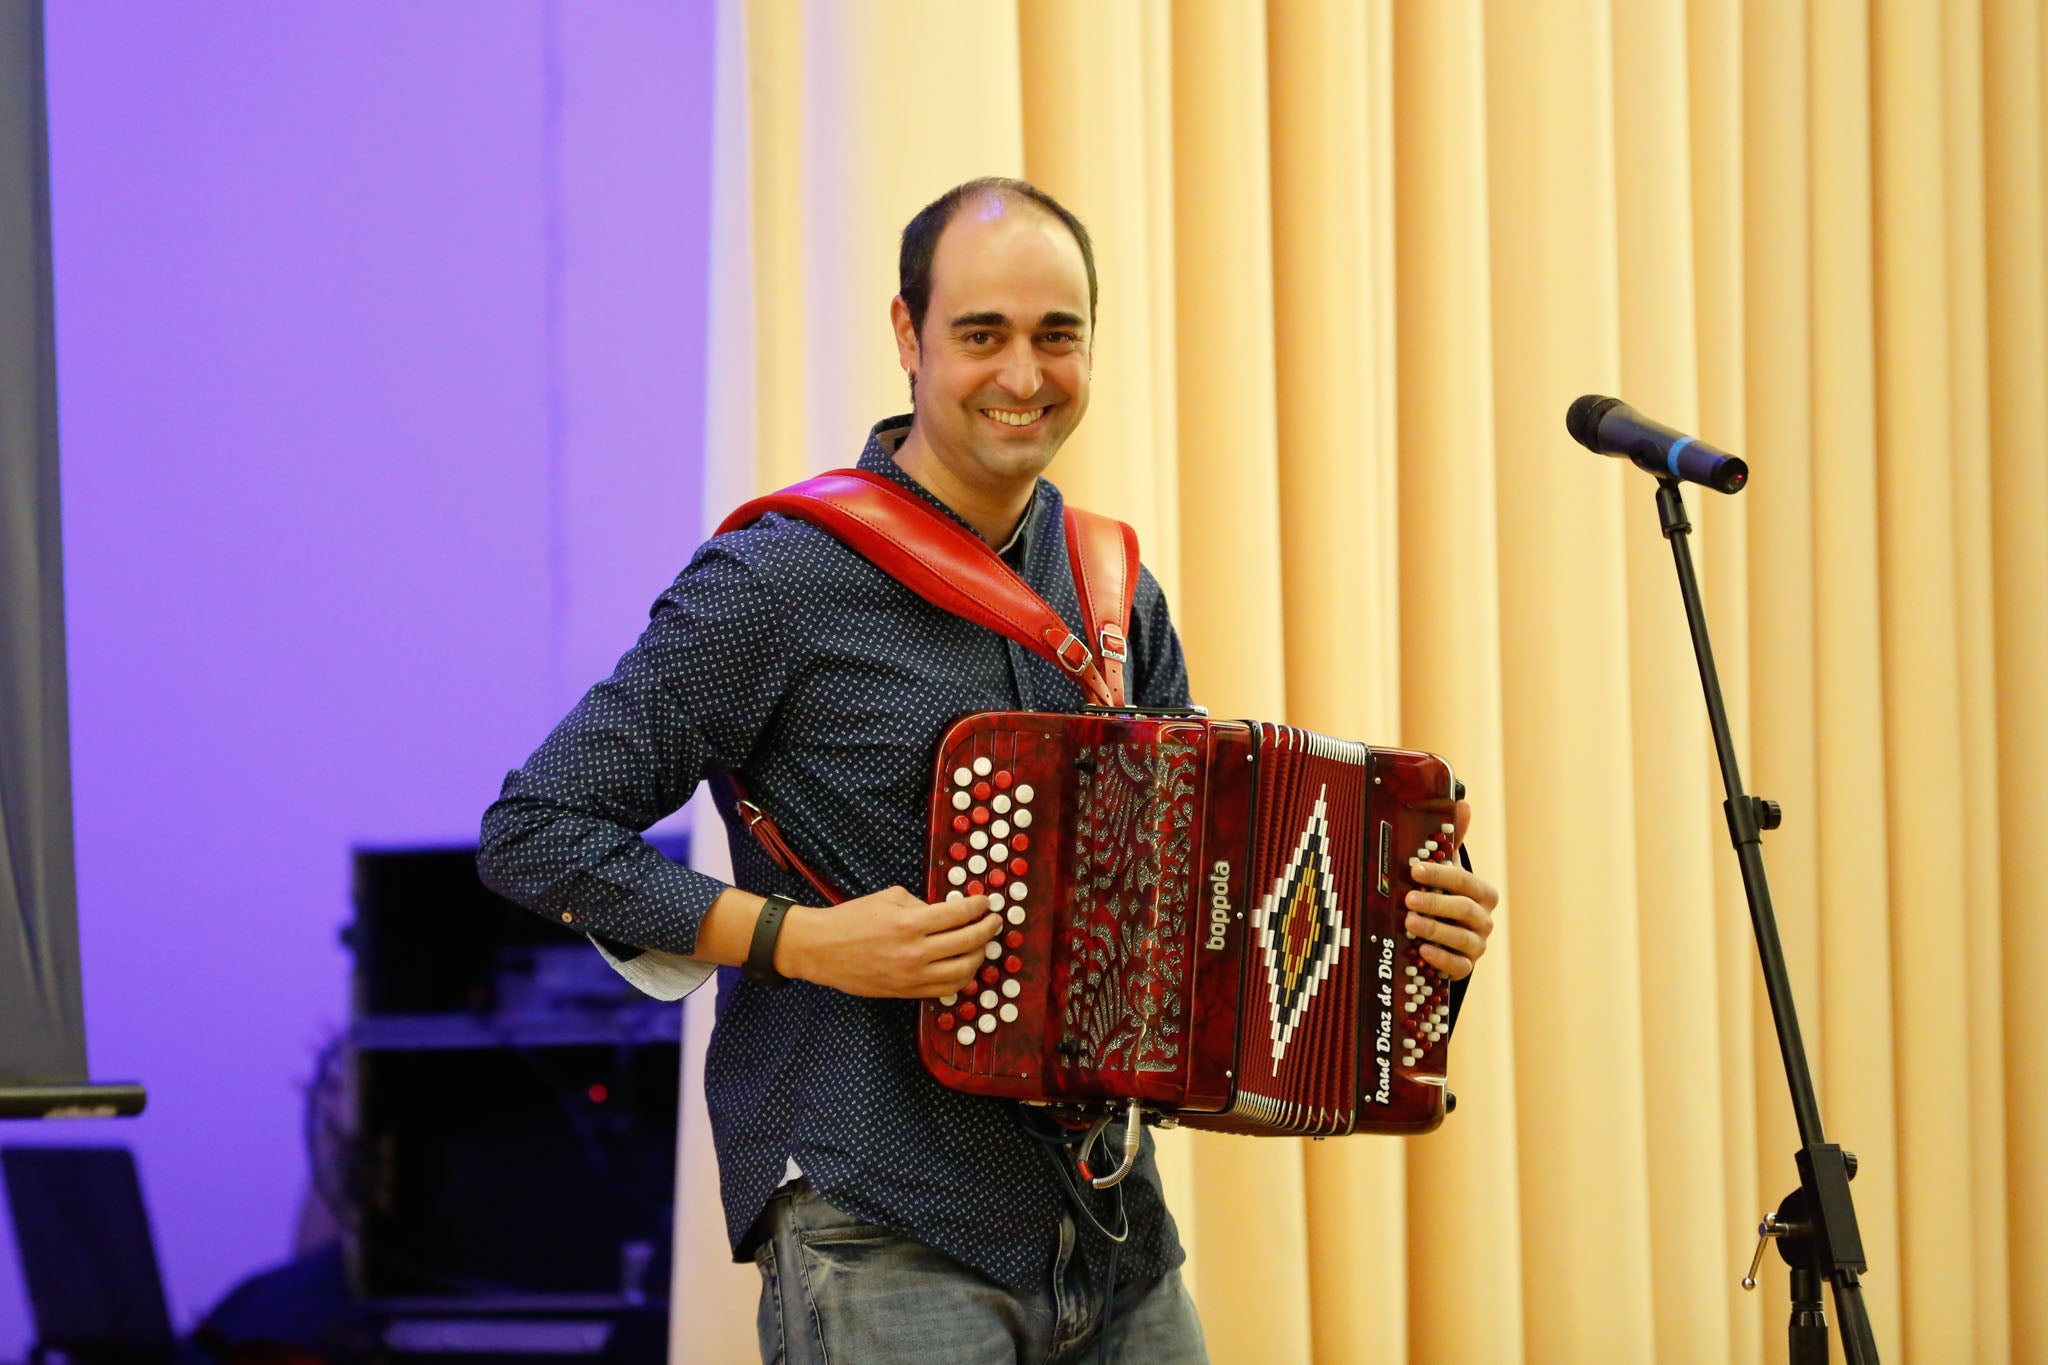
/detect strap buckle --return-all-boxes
[1097,625,1128,664]
[733,799,794,872]
[1053,632,1096,676]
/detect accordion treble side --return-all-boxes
[918,711,1458,1137]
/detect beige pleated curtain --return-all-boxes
[669,2,2048,1361]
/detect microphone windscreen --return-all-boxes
[1566,394,1620,451]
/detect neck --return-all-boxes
[891,423,1036,546]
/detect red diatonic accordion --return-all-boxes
[918,710,1460,1136]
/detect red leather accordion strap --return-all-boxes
[712,466,1140,904]
[716,468,1121,707]
[1061,505,1138,710]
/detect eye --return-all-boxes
[963,330,999,347]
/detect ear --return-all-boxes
[890,296,921,381]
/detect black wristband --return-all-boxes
[744,895,796,985]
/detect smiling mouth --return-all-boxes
[980,406,1048,429]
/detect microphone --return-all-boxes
[1566,395,1749,494]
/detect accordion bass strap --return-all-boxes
[712,467,1139,900]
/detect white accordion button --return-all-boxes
[979,989,997,1009]
[990,820,1010,840]
[1013,809,1033,829]
[989,843,1008,862]
[1016,784,1034,803]
[1010,882,1028,901]
[1404,1001,1417,1013]
[970,829,989,850]
[1006,906,1026,925]
[939,993,958,1006]
[956,1025,976,1046]
[1442,821,1457,834]
[946,889,963,901]
[984,941,1002,959]
[972,756,993,777]
[977,1013,996,1034]
[947,866,966,887]
[999,1003,1018,1023]
[992,794,1011,814]
[988,892,1005,911]
[951,791,971,811]
[1001,977,1020,998]
[968,855,987,874]
[953,767,972,787]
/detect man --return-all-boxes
[478,177,1498,1363]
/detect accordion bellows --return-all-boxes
[919,711,1457,1136]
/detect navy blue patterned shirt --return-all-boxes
[477,415,1190,1293]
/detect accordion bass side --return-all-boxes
[918,711,1460,1137]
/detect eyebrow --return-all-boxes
[947,310,1087,331]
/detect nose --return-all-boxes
[996,337,1042,401]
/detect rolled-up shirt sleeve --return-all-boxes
[477,532,790,956]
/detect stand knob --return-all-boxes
[1754,797,1783,830]
[1742,1211,1789,1290]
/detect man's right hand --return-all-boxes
[776,888,1003,999]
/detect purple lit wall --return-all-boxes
[3,3,714,1346]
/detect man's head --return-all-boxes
[891,178,1097,491]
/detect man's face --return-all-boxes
[893,196,1092,487]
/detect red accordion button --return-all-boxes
[993,770,1013,789]
[1003,954,1023,974]
[958,1001,978,1021]
[987,868,1007,888]
[973,781,992,801]
[980,965,999,985]
[949,842,968,861]
[966,880,985,897]
[936,1012,955,1031]
[971,807,990,826]
[952,814,970,834]
[1004,929,1024,949]
[1011,833,1029,852]
[1009,858,1028,876]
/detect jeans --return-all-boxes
[752,1181,1209,1364]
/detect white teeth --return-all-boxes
[985,408,1044,426]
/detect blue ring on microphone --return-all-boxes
[1667,435,1695,477]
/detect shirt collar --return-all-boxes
[855,415,1043,570]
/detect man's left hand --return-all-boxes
[1403,799,1499,981]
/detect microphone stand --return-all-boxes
[1650,478,1879,1364]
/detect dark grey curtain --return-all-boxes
[0,1,87,1086]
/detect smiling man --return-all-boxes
[478,178,1498,1364]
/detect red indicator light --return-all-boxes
[587,1083,609,1104]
